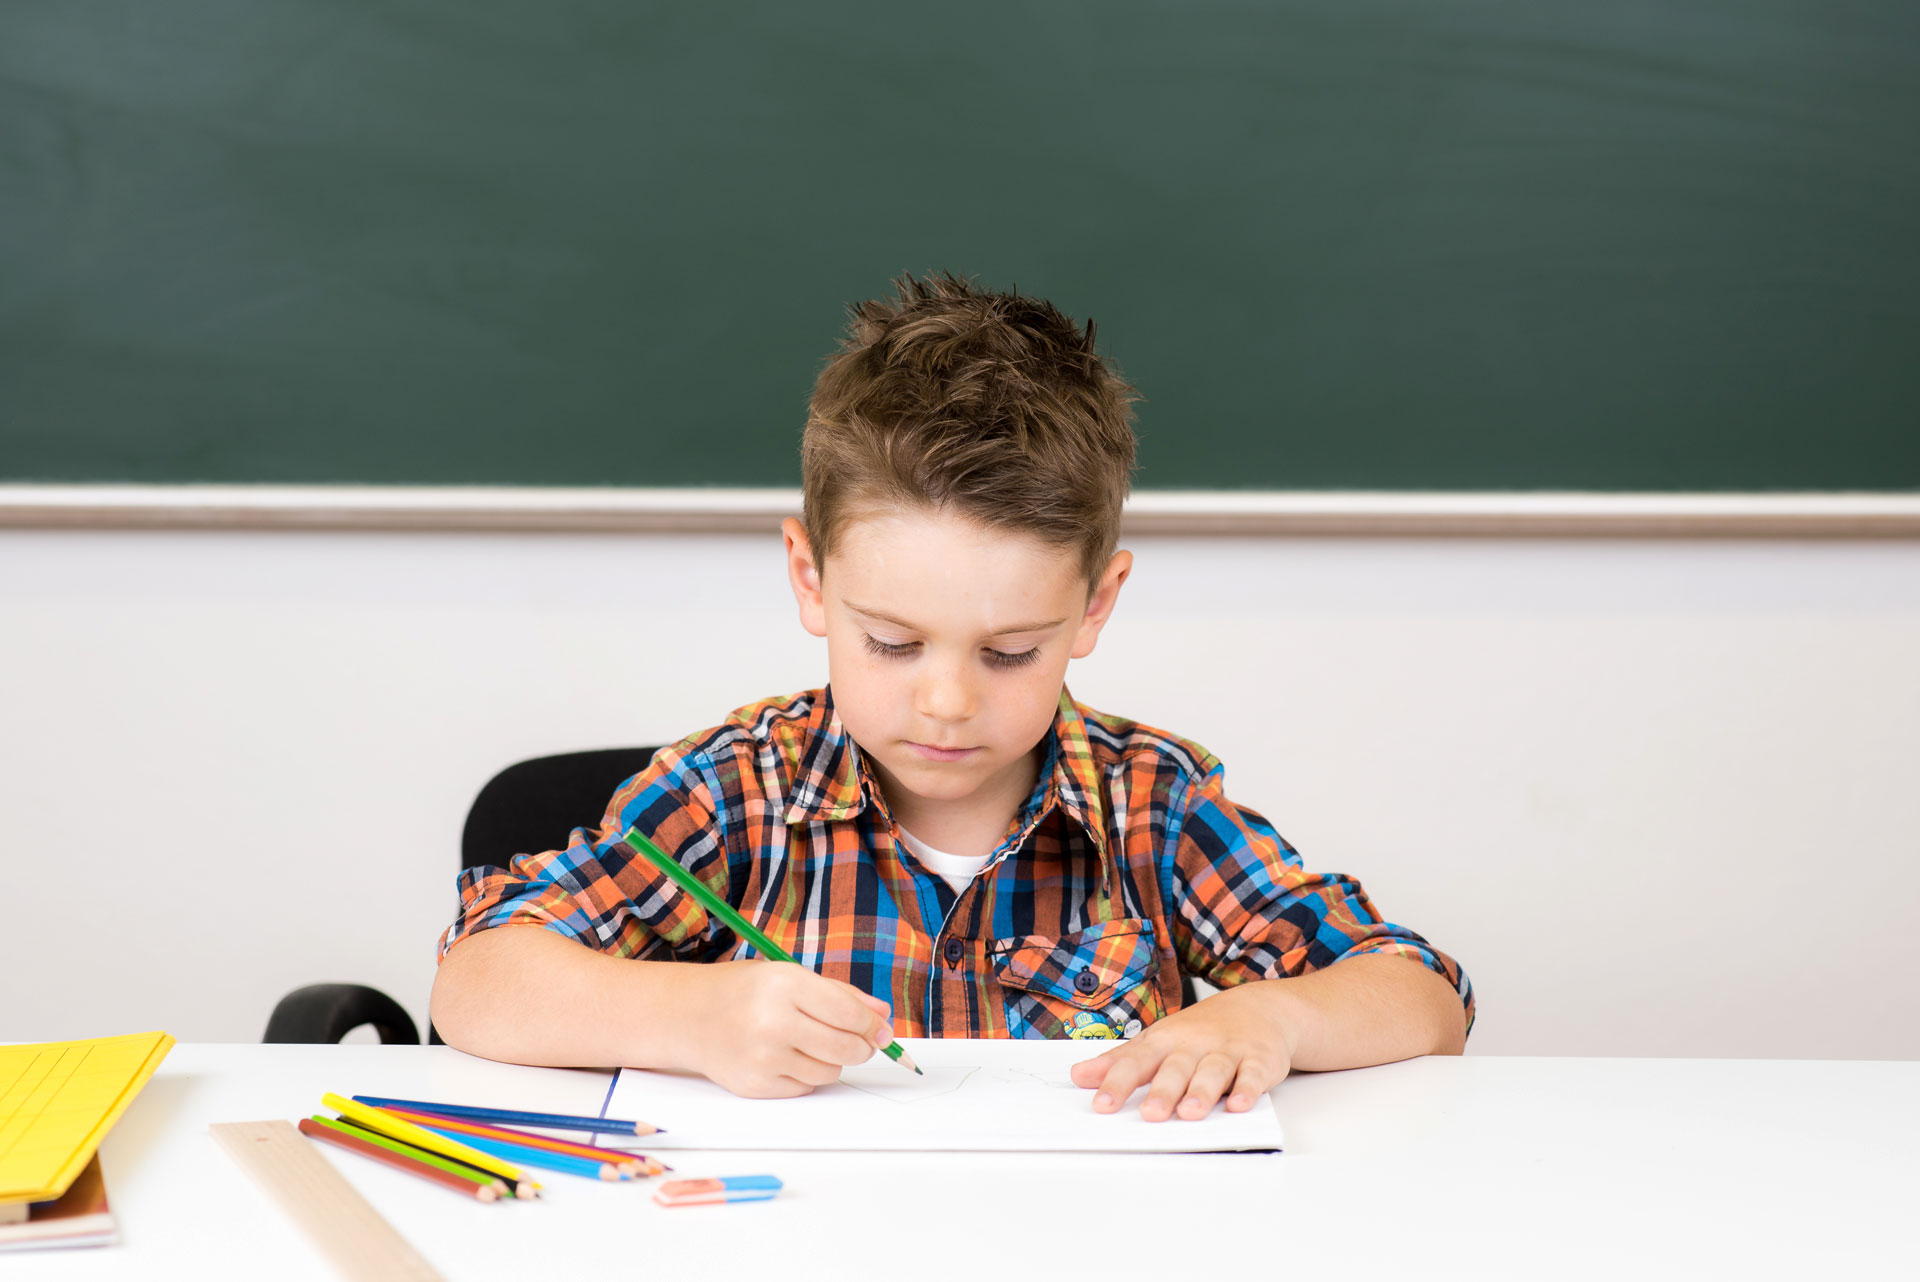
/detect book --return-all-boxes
[0,1154,116,1251]
[0,1030,173,1206]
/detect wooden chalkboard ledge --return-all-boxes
[2,485,1918,538]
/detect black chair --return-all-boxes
[263,746,663,1045]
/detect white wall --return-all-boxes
[4,528,1917,1058]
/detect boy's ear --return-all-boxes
[1069,549,1132,660]
[783,518,829,638]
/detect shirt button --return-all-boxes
[1074,969,1099,995]
[943,938,965,965]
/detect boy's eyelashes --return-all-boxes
[859,633,1041,670]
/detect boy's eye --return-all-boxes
[860,634,1041,670]
[862,634,919,660]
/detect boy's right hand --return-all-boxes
[682,960,895,1098]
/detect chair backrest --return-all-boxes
[428,745,661,1044]
[460,746,665,874]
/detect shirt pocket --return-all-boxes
[989,918,1167,1041]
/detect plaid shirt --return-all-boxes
[439,688,1474,1040]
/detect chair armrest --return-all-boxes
[263,983,420,1045]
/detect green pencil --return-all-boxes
[619,824,922,1075]
[306,1115,514,1199]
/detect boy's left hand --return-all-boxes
[1068,981,1298,1121]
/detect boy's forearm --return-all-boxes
[1254,952,1469,1071]
[430,925,704,1071]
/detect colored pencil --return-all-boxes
[615,824,922,1075]
[376,1107,664,1175]
[322,1094,534,1191]
[410,1128,629,1181]
[307,1116,513,1199]
[351,1096,662,1138]
[298,1117,501,1201]
[380,1107,636,1161]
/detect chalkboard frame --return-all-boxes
[3,485,1917,537]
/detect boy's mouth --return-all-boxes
[905,741,977,762]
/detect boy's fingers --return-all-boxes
[1069,1053,1116,1088]
[1090,1045,1167,1113]
[854,992,896,1044]
[1175,1052,1238,1120]
[1138,1053,1199,1123]
[1225,1059,1276,1112]
[793,974,893,1044]
[744,1075,816,1099]
[780,1046,849,1087]
[792,1012,885,1068]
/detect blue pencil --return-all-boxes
[351,1096,661,1136]
[411,1126,630,1181]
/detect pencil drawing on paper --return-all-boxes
[838,1064,980,1103]
[836,1063,1081,1105]
[998,1067,1079,1090]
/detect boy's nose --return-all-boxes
[915,661,976,724]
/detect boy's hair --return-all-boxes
[802,271,1138,586]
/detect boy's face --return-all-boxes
[783,507,1130,831]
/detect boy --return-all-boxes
[432,272,1472,1122]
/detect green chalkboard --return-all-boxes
[2,0,1917,490]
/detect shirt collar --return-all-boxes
[779,686,867,824]
[782,687,1112,866]
[1036,687,1111,860]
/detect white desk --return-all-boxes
[13,1046,1915,1281]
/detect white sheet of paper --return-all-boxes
[602,1038,1284,1153]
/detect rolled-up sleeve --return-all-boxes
[435,741,734,964]
[1167,763,1475,1034]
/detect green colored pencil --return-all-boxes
[619,824,921,1075]
[308,1115,514,1199]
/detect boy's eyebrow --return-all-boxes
[845,602,1067,636]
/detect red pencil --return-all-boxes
[298,1118,502,1201]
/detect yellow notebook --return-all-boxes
[0,1032,174,1205]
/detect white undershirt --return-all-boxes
[895,826,993,895]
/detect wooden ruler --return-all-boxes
[210,1120,444,1282]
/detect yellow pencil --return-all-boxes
[320,1093,538,1192]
